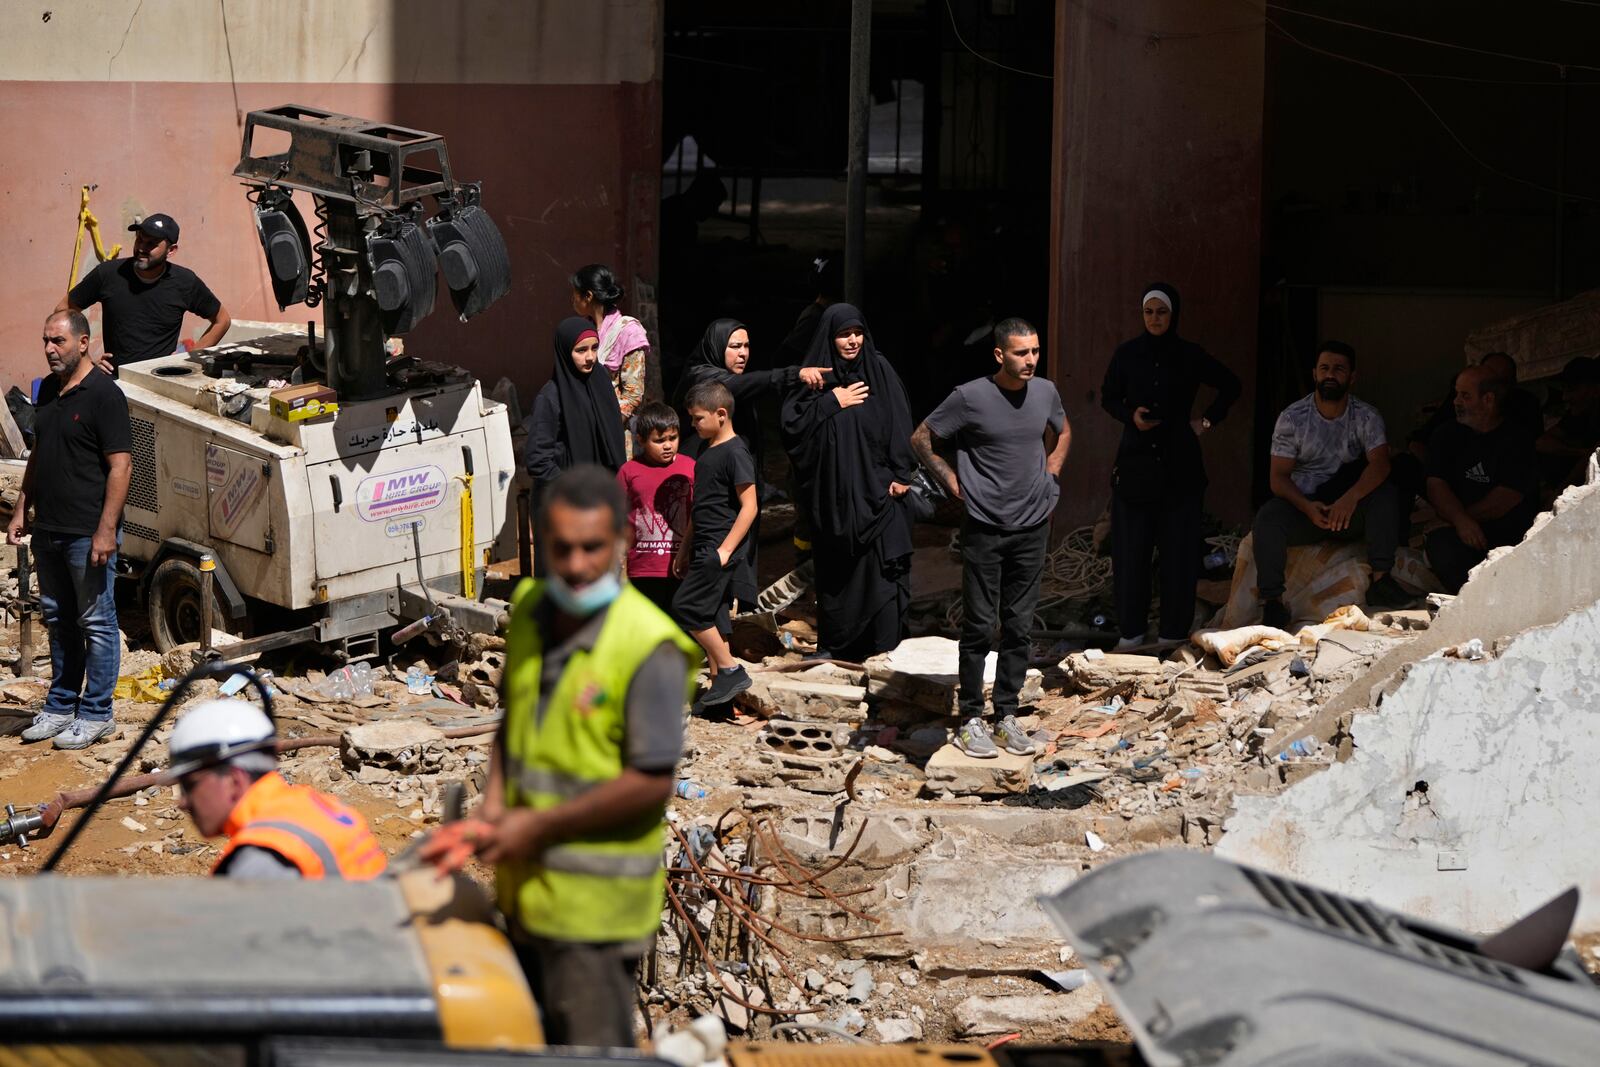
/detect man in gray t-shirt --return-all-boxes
[1252,341,1411,628]
[914,318,1070,760]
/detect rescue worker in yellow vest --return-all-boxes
[167,699,388,879]
[421,464,698,1048]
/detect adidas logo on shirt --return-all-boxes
[1464,462,1490,483]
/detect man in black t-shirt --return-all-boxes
[1424,365,1539,593]
[59,213,231,369]
[7,311,132,749]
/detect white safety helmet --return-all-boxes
[166,699,277,779]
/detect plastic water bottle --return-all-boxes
[674,779,707,799]
[349,661,374,696]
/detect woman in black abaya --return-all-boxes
[1100,283,1240,648]
[782,304,916,660]
[525,316,627,576]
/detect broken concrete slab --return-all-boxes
[735,749,858,794]
[340,720,447,774]
[1059,651,1167,693]
[923,744,1033,796]
[778,809,935,869]
[866,636,1044,715]
[1219,596,1600,937]
[1314,473,1600,741]
[747,677,868,722]
[952,986,1105,1038]
[888,842,1080,971]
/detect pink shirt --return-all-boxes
[617,454,695,578]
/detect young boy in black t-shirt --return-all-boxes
[673,382,757,710]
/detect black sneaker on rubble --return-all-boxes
[692,665,752,713]
[1366,574,1413,610]
[1261,598,1290,630]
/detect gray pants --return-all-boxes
[514,935,643,1048]
[1251,482,1403,601]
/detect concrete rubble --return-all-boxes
[8,461,1600,1049]
[1212,467,1600,936]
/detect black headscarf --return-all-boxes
[551,315,625,470]
[672,317,745,410]
[782,303,916,549]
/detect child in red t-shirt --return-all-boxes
[616,402,696,618]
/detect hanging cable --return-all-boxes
[1266,15,1600,204]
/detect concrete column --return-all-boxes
[1048,0,1265,527]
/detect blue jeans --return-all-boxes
[33,531,120,721]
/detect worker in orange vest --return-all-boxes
[166,699,387,879]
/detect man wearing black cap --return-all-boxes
[57,212,231,370]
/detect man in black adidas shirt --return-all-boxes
[7,311,131,749]
[1425,365,1539,593]
[58,213,231,369]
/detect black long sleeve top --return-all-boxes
[1100,336,1242,477]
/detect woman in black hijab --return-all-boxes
[673,318,826,462]
[1100,283,1241,649]
[673,319,826,605]
[526,316,627,575]
[782,303,916,660]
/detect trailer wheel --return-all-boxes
[148,557,238,653]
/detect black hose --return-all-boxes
[39,660,276,873]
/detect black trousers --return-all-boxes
[1251,482,1402,601]
[1111,488,1203,642]
[514,935,643,1048]
[959,519,1050,718]
[1425,517,1524,593]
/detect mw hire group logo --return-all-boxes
[356,464,449,523]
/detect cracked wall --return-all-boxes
[1218,597,1600,936]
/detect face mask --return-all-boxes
[545,569,621,617]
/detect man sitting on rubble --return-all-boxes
[167,699,387,879]
[1252,341,1410,629]
[1424,365,1539,594]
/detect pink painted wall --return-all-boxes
[0,77,659,406]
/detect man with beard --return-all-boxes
[1424,365,1539,593]
[58,213,230,371]
[8,311,130,749]
[1252,341,1409,628]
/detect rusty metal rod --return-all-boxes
[16,543,33,679]
[670,826,808,992]
[665,883,799,1018]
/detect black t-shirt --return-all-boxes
[68,259,221,364]
[32,368,132,535]
[690,436,756,556]
[1426,419,1539,534]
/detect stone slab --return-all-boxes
[923,744,1033,796]
[867,636,1044,714]
[953,987,1105,1038]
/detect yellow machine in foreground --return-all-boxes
[0,868,543,1062]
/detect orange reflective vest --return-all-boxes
[215,771,388,880]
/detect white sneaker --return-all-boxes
[20,711,74,743]
[53,718,116,750]
[1113,636,1146,653]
